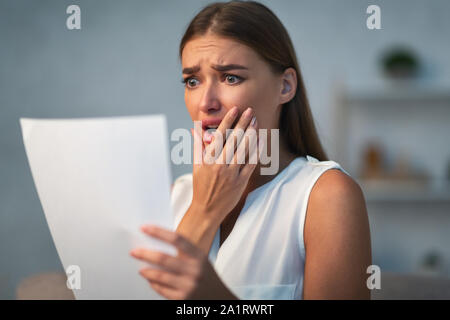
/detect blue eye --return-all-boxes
[224,74,243,84]
[181,77,199,88]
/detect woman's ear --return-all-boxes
[279,68,297,104]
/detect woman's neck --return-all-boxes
[243,138,297,198]
[219,139,297,244]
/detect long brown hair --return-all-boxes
[179,0,328,161]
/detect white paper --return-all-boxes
[20,114,176,299]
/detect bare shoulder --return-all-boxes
[303,168,372,299]
[305,168,368,246]
[305,169,366,238]
[311,168,364,205]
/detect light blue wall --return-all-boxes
[1,0,450,299]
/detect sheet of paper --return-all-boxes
[20,114,176,299]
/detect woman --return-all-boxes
[130,0,372,300]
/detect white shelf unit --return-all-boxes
[343,86,450,105]
[357,179,450,203]
[334,84,450,203]
[333,84,450,276]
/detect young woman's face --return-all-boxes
[181,34,285,139]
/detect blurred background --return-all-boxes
[1,0,450,299]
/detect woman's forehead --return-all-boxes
[181,35,258,68]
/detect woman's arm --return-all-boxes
[303,169,372,299]
[176,202,222,256]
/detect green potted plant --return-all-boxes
[380,47,419,79]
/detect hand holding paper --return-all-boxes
[20,115,175,299]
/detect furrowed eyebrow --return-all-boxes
[211,64,248,72]
[182,64,248,74]
[182,65,200,74]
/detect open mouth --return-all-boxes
[201,121,221,144]
[200,116,239,144]
[201,123,219,131]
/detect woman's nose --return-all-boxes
[198,83,221,114]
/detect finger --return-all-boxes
[240,134,265,177]
[204,106,239,162]
[130,249,197,276]
[149,281,184,300]
[141,225,201,259]
[203,129,223,165]
[212,106,239,148]
[219,107,254,165]
[229,116,258,170]
[192,126,205,166]
[139,267,189,290]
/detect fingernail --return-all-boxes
[250,116,257,127]
[203,130,213,142]
[231,106,238,116]
[245,107,253,118]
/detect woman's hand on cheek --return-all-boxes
[130,225,234,300]
[189,107,262,224]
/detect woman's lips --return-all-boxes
[199,115,240,144]
[201,118,223,130]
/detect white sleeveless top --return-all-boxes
[170,155,350,300]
